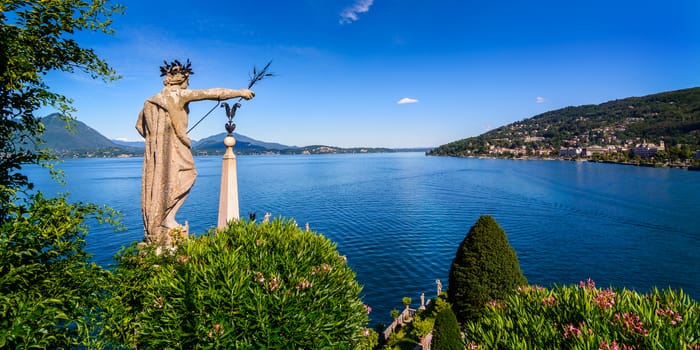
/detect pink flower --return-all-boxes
[295,278,312,290]
[656,307,683,326]
[253,271,265,283]
[579,278,596,290]
[208,323,224,338]
[364,304,372,314]
[268,277,279,291]
[593,289,616,309]
[541,296,556,307]
[599,339,633,350]
[563,323,582,339]
[612,312,648,336]
[311,263,333,276]
[487,300,504,310]
[153,296,164,309]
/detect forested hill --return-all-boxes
[428,87,700,157]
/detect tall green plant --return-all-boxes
[103,218,374,349]
[448,215,527,322]
[431,308,463,350]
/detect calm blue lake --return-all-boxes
[26,153,700,325]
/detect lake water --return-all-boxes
[26,153,700,325]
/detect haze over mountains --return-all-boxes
[38,114,414,157]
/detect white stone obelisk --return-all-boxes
[217,135,239,228]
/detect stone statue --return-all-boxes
[436,279,442,296]
[136,59,254,245]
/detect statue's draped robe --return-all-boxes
[136,87,249,244]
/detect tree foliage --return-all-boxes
[431,308,463,350]
[0,193,120,348]
[0,0,123,215]
[102,218,373,349]
[448,215,527,322]
[0,1,123,348]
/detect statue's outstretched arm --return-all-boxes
[183,88,254,103]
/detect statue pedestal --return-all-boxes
[217,135,239,228]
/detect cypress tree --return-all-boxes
[448,215,527,322]
[431,308,463,350]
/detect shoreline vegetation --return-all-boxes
[429,153,700,170]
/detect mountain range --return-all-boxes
[38,114,417,157]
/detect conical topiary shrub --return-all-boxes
[431,307,463,350]
[448,215,527,322]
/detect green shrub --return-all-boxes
[391,308,400,320]
[103,218,372,349]
[448,215,527,322]
[0,193,117,348]
[431,308,463,350]
[411,315,434,338]
[462,282,700,349]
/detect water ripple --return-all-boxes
[24,154,700,326]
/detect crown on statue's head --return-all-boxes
[159,59,194,77]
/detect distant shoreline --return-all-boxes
[427,154,699,171]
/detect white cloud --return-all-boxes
[114,137,141,142]
[339,0,374,24]
[536,96,546,103]
[397,97,419,105]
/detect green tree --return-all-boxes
[431,308,463,350]
[448,215,527,322]
[0,1,123,347]
[0,0,122,215]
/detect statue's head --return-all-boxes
[160,59,194,87]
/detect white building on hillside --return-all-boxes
[633,140,665,158]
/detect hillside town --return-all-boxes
[447,114,700,168]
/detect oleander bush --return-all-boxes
[448,215,527,322]
[462,280,700,349]
[102,218,373,349]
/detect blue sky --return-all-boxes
[46,0,700,148]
